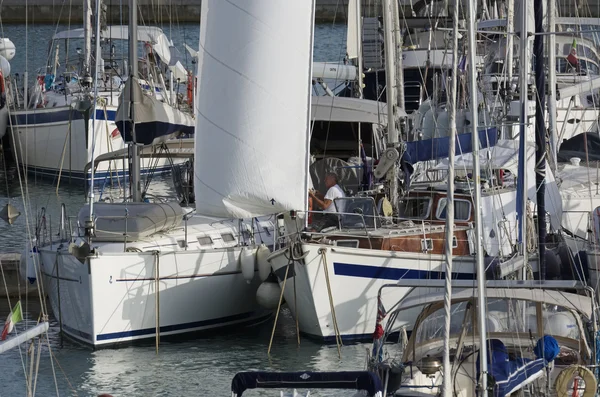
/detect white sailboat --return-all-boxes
[7,0,192,185]
[266,0,566,342]
[32,0,315,347]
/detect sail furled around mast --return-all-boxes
[194,0,315,219]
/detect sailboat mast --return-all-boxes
[129,0,141,202]
[441,0,460,394]
[354,0,363,98]
[547,0,557,173]
[382,0,399,210]
[506,0,515,103]
[517,0,529,267]
[533,0,546,279]
[88,0,102,223]
[466,0,488,395]
[392,0,405,111]
[83,0,92,85]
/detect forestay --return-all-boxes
[194,0,314,218]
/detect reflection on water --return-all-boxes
[0,302,369,396]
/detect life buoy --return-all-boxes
[187,72,194,106]
[554,365,597,397]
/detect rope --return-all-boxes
[319,248,342,358]
[55,107,74,194]
[294,272,300,346]
[267,263,289,356]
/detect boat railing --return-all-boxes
[67,210,272,252]
[272,207,459,253]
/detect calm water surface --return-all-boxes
[0,22,373,397]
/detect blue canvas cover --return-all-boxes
[403,127,498,165]
[231,371,383,396]
[477,339,549,397]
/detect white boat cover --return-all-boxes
[53,25,188,82]
[80,202,183,242]
[434,139,563,230]
[397,288,593,319]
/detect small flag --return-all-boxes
[372,296,387,340]
[567,38,578,66]
[1,301,23,341]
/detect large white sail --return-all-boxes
[194,0,315,218]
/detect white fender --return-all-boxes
[256,244,271,282]
[256,281,282,310]
[240,247,255,283]
[20,239,39,286]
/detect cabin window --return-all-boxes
[336,197,378,229]
[197,236,213,246]
[221,233,235,243]
[436,198,471,221]
[335,239,360,248]
[453,236,458,248]
[421,238,433,252]
[397,197,432,219]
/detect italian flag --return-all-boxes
[1,301,23,341]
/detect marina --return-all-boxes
[2,0,600,396]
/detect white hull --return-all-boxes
[39,246,269,346]
[37,215,275,347]
[269,243,477,342]
[9,101,177,185]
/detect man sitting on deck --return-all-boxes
[308,172,346,231]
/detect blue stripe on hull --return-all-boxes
[117,120,195,145]
[332,262,475,280]
[95,311,270,342]
[22,164,173,186]
[11,108,116,125]
[306,330,407,344]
